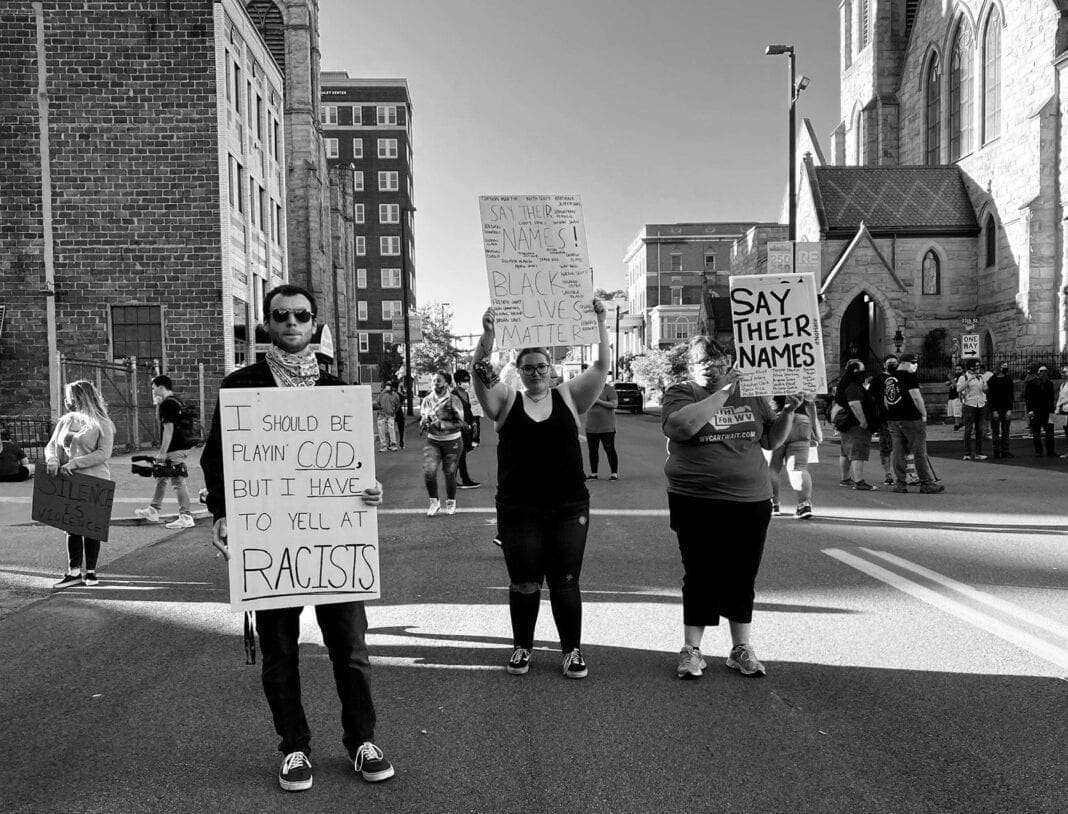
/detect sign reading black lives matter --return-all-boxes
[730,272,828,397]
[220,387,379,611]
[479,194,596,349]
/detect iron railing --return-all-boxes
[0,416,54,462]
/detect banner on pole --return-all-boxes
[729,272,828,397]
[479,194,596,350]
[31,466,115,541]
[220,387,379,611]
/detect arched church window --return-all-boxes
[925,56,941,165]
[984,214,997,268]
[854,108,866,165]
[982,5,1001,144]
[843,1,853,68]
[949,23,973,160]
[922,250,940,295]
[246,0,286,75]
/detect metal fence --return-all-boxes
[916,350,1068,383]
[0,416,54,463]
[58,355,161,452]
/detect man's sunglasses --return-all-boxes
[519,363,551,375]
[271,309,315,324]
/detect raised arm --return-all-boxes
[470,307,513,422]
[562,299,609,414]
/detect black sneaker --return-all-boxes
[838,478,855,488]
[83,571,99,587]
[562,648,588,679]
[507,646,531,675]
[852,480,876,491]
[585,473,598,481]
[354,741,394,782]
[796,502,813,519]
[892,482,909,493]
[883,474,895,485]
[458,481,481,489]
[52,572,83,590]
[278,751,312,792]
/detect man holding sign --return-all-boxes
[201,284,393,793]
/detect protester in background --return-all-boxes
[394,381,408,449]
[44,380,116,589]
[945,363,964,430]
[201,283,393,793]
[134,375,196,528]
[585,374,620,481]
[868,354,898,484]
[375,382,401,452]
[768,394,822,519]
[1024,365,1056,457]
[986,361,1015,458]
[831,359,877,490]
[471,300,608,680]
[419,370,466,516]
[452,369,480,489]
[883,353,945,494]
[467,375,484,449]
[957,359,989,461]
[663,336,801,680]
[0,428,31,482]
[1054,366,1068,458]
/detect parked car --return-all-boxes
[614,381,644,414]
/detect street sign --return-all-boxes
[962,317,979,331]
[961,334,980,358]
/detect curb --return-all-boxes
[110,509,213,527]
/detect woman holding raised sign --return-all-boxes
[44,380,116,590]
[472,299,608,679]
[662,336,800,680]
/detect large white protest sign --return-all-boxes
[479,194,596,349]
[220,387,379,611]
[730,272,828,397]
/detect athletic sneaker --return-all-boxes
[851,480,876,491]
[920,482,946,494]
[585,473,598,481]
[165,514,195,529]
[134,506,160,523]
[796,501,813,520]
[726,643,766,677]
[52,572,83,590]
[444,499,457,515]
[354,741,394,783]
[974,454,988,461]
[771,502,780,515]
[83,571,99,587]
[608,473,619,481]
[458,481,481,489]
[278,751,312,792]
[883,474,895,485]
[426,498,440,517]
[676,645,707,679]
[962,455,973,461]
[892,482,909,493]
[562,648,588,679]
[838,478,855,488]
[507,647,531,675]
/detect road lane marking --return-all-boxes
[379,508,670,516]
[824,548,1068,671]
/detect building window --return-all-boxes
[233,297,248,367]
[704,253,716,271]
[949,24,974,161]
[383,331,394,346]
[325,138,338,159]
[378,171,399,191]
[320,105,337,125]
[233,63,242,113]
[354,203,364,224]
[353,171,364,192]
[227,155,238,208]
[382,300,403,320]
[357,301,368,321]
[670,253,682,272]
[357,268,367,288]
[859,0,870,48]
[358,332,369,353]
[854,107,866,165]
[356,236,365,256]
[352,138,363,159]
[381,268,402,288]
[672,317,692,341]
[272,119,280,161]
[111,305,163,361]
[985,214,997,267]
[982,6,1001,144]
[236,163,245,214]
[271,201,281,244]
[670,287,683,306]
[843,0,852,68]
[380,236,401,256]
[258,187,267,234]
[376,105,397,125]
[921,250,940,295]
[925,56,941,166]
[380,203,400,224]
[378,138,398,158]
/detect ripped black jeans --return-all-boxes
[497,499,589,653]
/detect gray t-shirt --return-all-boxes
[585,383,617,434]
[661,382,776,501]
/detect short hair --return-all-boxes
[263,284,318,323]
[434,369,453,385]
[844,357,864,376]
[516,347,551,367]
[688,335,730,360]
[453,369,470,384]
[152,374,173,389]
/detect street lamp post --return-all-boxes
[400,205,416,415]
[765,45,809,244]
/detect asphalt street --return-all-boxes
[1,413,1066,813]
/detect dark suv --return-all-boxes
[614,382,644,414]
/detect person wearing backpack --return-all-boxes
[135,374,196,529]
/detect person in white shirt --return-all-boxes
[956,359,989,460]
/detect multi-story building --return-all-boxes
[320,73,415,385]
[623,222,764,349]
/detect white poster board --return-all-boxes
[961,334,980,358]
[730,272,828,397]
[479,194,596,349]
[220,387,379,611]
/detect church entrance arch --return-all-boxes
[839,292,885,368]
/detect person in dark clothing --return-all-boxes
[868,354,898,483]
[452,369,480,488]
[882,353,945,494]
[1023,364,1056,456]
[986,362,1015,458]
[200,283,393,793]
[0,430,30,482]
[471,299,608,680]
[394,381,408,449]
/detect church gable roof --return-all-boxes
[811,166,979,237]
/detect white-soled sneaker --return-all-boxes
[444,499,457,515]
[676,645,707,679]
[278,751,312,792]
[426,498,440,517]
[134,506,160,523]
[354,741,394,783]
[165,514,195,529]
[562,648,588,679]
[726,643,767,677]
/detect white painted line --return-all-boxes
[862,548,1068,642]
[309,654,499,671]
[823,548,1068,671]
[379,507,669,516]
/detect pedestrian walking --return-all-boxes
[585,374,619,481]
[394,381,408,449]
[986,361,1015,458]
[419,370,466,516]
[831,359,878,490]
[663,336,801,681]
[882,353,945,493]
[0,428,31,482]
[471,299,609,679]
[945,363,964,430]
[868,354,899,484]
[44,380,116,589]
[1054,366,1068,457]
[768,394,822,519]
[200,283,393,793]
[1024,364,1056,457]
[134,375,197,528]
[957,359,989,461]
[452,369,481,489]
[375,382,401,452]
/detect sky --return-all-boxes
[318,0,843,339]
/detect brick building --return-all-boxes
[320,73,416,386]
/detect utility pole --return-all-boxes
[400,205,416,416]
[614,304,621,379]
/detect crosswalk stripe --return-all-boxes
[823,548,1068,671]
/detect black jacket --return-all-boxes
[200,361,343,520]
[1023,376,1054,417]
[986,373,1014,412]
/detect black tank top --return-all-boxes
[497,388,588,506]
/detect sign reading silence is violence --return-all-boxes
[32,465,116,541]
[479,194,597,349]
[219,386,379,611]
[729,272,828,398]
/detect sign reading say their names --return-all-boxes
[730,272,828,397]
[479,194,596,350]
[220,387,379,611]
[32,465,116,541]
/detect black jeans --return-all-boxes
[66,534,101,572]
[1030,416,1055,455]
[457,426,475,484]
[586,431,618,475]
[394,411,405,449]
[962,404,985,456]
[497,499,590,652]
[256,602,376,759]
[0,466,30,482]
[989,409,1011,455]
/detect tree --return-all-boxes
[377,344,403,384]
[628,342,690,400]
[412,302,462,375]
[594,288,628,301]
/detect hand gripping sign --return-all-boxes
[729,272,828,397]
[479,194,597,349]
[220,387,379,611]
